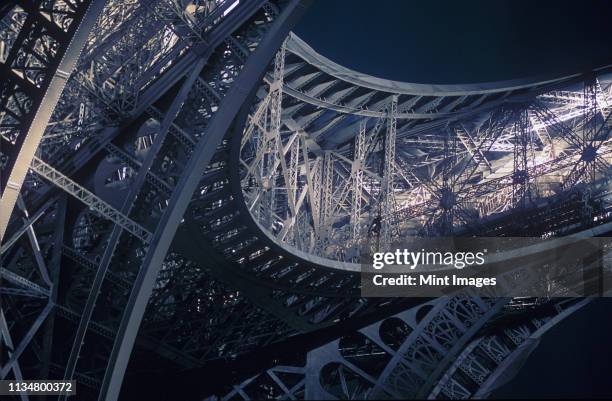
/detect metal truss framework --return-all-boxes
[1,2,612,401]
[0,0,107,241]
[218,297,590,400]
[1,1,313,399]
[240,37,612,263]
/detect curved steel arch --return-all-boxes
[215,297,591,400]
[285,33,585,97]
[237,36,612,266]
[2,1,319,399]
[99,2,313,400]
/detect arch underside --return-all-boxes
[241,33,612,266]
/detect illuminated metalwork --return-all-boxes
[217,297,589,400]
[0,0,107,241]
[240,34,612,261]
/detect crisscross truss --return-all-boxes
[240,35,612,263]
[1,1,312,398]
[216,297,589,400]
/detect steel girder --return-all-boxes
[0,0,107,241]
[0,0,106,395]
[215,297,590,400]
[1,1,314,399]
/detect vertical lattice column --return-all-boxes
[380,95,398,248]
[285,133,300,244]
[260,44,286,229]
[512,109,534,208]
[318,151,333,252]
[351,120,366,245]
[582,77,599,183]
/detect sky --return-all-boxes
[494,299,612,398]
[294,0,612,84]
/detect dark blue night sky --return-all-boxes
[294,0,612,84]
[494,299,612,398]
[295,1,612,397]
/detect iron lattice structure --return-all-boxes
[218,297,589,400]
[0,1,612,401]
[240,34,612,264]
